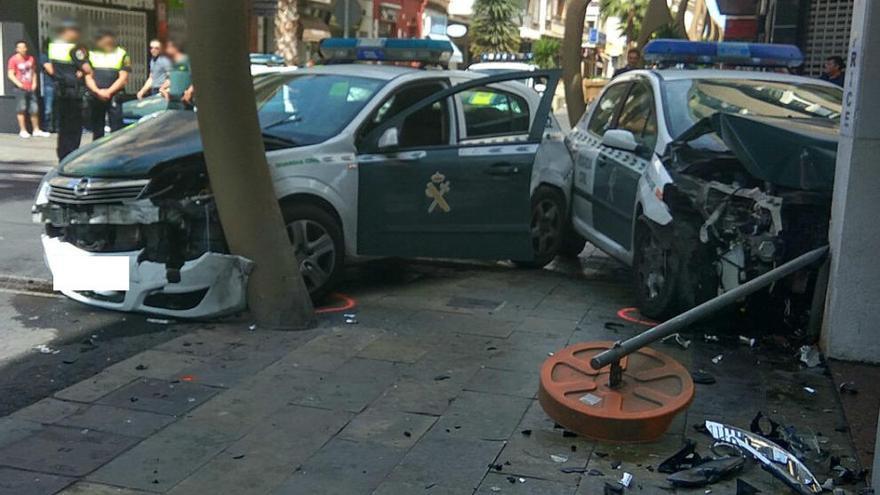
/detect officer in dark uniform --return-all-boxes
[44,21,92,160]
[85,31,131,139]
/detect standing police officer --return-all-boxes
[85,31,130,139]
[43,21,92,160]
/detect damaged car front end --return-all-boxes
[656,111,838,327]
[33,111,252,318]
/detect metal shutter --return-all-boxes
[804,0,853,76]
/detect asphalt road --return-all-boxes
[0,133,63,281]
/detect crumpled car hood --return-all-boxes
[59,110,201,178]
[676,113,838,192]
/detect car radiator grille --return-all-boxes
[48,176,149,204]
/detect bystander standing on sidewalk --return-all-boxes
[159,38,194,106]
[6,40,50,139]
[85,30,131,139]
[613,48,642,78]
[136,38,171,99]
[38,49,57,133]
[820,55,846,86]
[44,21,92,160]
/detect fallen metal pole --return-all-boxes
[591,245,830,371]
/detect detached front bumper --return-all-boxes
[42,235,252,319]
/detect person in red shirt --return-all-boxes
[7,40,49,138]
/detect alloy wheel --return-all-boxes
[287,219,337,291]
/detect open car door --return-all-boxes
[356,70,560,261]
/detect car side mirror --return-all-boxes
[377,127,399,150]
[601,129,639,152]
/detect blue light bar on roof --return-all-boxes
[319,38,454,64]
[643,39,804,68]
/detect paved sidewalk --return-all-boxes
[0,255,865,495]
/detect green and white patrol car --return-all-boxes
[33,39,576,318]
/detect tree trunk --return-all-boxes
[184,0,315,329]
[275,0,305,65]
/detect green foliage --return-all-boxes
[470,0,520,57]
[533,37,561,69]
[598,0,650,43]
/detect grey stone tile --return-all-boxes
[370,378,463,416]
[96,378,218,416]
[433,391,532,441]
[178,345,287,389]
[338,407,437,448]
[58,481,151,494]
[516,316,579,336]
[464,367,539,399]
[151,329,244,358]
[292,358,401,413]
[103,350,210,381]
[0,467,75,495]
[168,405,352,495]
[476,473,577,494]
[402,310,516,338]
[356,334,427,364]
[373,435,505,495]
[57,405,176,438]
[269,327,384,373]
[54,371,138,404]
[0,416,43,450]
[0,426,139,477]
[273,438,406,495]
[11,398,86,424]
[87,421,235,492]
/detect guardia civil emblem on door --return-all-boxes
[425,172,451,213]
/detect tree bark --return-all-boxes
[275,0,305,65]
[184,0,315,329]
[562,0,590,127]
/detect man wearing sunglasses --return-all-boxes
[136,38,171,99]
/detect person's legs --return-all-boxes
[89,98,107,140]
[15,92,30,137]
[107,96,123,132]
[42,90,54,132]
[27,95,48,137]
[57,97,83,160]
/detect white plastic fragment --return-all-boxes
[711,354,723,364]
[799,345,822,368]
[738,335,756,347]
[147,318,172,324]
[550,454,569,463]
[804,387,816,394]
[662,333,691,349]
[248,324,257,331]
[619,472,633,488]
[704,334,719,342]
[34,344,60,354]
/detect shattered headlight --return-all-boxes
[33,169,57,207]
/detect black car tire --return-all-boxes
[633,216,681,320]
[515,185,566,268]
[559,228,587,259]
[281,202,345,301]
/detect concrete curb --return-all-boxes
[0,274,55,295]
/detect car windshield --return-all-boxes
[663,78,843,138]
[256,73,385,146]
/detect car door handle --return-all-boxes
[484,163,520,176]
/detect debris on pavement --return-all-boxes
[692,370,717,385]
[705,420,823,494]
[799,345,822,368]
[739,335,757,347]
[804,386,816,394]
[711,354,724,364]
[344,313,358,324]
[658,439,703,473]
[662,333,691,349]
[666,455,745,488]
[604,481,624,494]
[838,382,858,395]
[736,478,761,495]
[146,318,172,325]
[33,344,60,354]
[550,454,569,463]
[704,334,720,342]
[619,472,633,488]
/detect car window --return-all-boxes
[459,87,530,139]
[616,82,658,150]
[360,81,450,149]
[662,78,843,138]
[257,74,385,146]
[586,83,630,136]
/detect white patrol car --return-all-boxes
[566,40,843,320]
[33,38,576,318]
